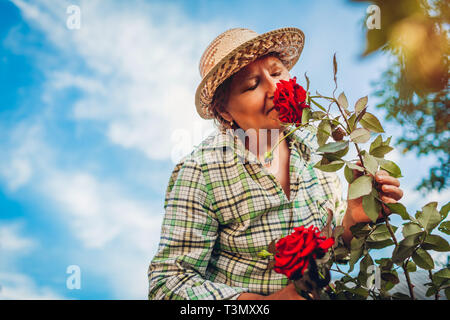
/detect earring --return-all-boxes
[229,120,233,127]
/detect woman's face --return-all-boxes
[221,55,291,132]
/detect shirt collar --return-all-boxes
[199,124,314,164]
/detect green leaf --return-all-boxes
[366,239,394,249]
[382,136,392,146]
[405,260,417,272]
[355,96,368,114]
[345,161,365,172]
[360,112,385,133]
[314,160,345,172]
[257,249,273,259]
[375,258,394,271]
[392,292,412,300]
[350,128,371,144]
[301,106,311,125]
[312,111,326,120]
[333,53,338,79]
[412,248,434,270]
[344,164,355,184]
[416,202,441,232]
[358,253,374,275]
[338,92,348,109]
[421,234,450,252]
[324,145,349,160]
[381,271,400,285]
[425,286,439,297]
[432,268,450,287]
[433,268,450,281]
[317,141,349,153]
[440,201,450,220]
[446,287,450,300]
[317,120,332,146]
[438,220,450,235]
[386,202,410,220]
[350,222,372,238]
[369,224,397,242]
[379,160,402,178]
[348,113,356,132]
[363,153,379,176]
[347,285,369,299]
[354,107,367,125]
[349,237,365,272]
[392,233,422,265]
[358,254,375,288]
[369,135,382,153]
[370,145,394,158]
[348,175,373,200]
[333,246,350,261]
[362,193,381,223]
[402,222,423,238]
[311,98,328,113]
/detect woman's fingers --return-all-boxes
[375,171,400,187]
[380,185,404,201]
[374,170,403,202]
[380,194,399,204]
[350,163,404,205]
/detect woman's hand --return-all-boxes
[347,169,404,223]
[341,166,404,245]
[237,283,306,300]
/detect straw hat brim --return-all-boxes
[195,27,305,119]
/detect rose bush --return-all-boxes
[259,54,450,300]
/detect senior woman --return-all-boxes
[148,27,403,300]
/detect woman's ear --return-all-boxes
[220,110,233,123]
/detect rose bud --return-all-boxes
[332,127,346,141]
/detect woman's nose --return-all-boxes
[264,73,278,99]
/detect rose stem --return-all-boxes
[265,123,307,162]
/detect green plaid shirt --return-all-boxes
[148,125,347,300]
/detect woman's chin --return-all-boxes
[266,117,283,130]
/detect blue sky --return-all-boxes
[0,0,448,299]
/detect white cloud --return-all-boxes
[0,222,35,252]
[3,0,228,298]
[0,221,65,299]
[0,122,48,191]
[401,187,450,211]
[0,121,164,297]
[10,0,222,161]
[41,170,163,251]
[0,272,64,300]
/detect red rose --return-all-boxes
[273,225,335,280]
[273,76,310,127]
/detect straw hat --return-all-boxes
[195,27,305,119]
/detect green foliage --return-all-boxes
[348,175,373,200]
[270,52,450,300]
[355,0,450,192]
[359,112,385,133]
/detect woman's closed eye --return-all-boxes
[245,72,282,91]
